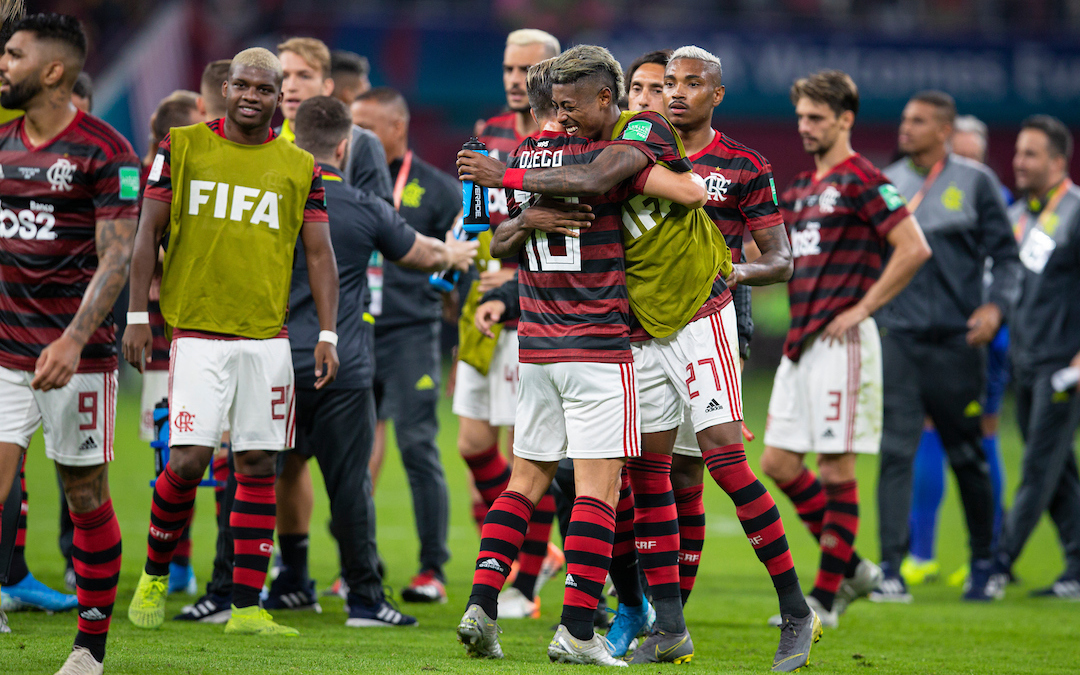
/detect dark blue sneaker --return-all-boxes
[173,592,232,623]
[1029,576,1080,599]
[264,577,322,613]
[345,597,418,627]
[869,563,913,603]
[964,558,1004,601]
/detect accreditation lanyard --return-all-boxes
[1015,178,1072,242]
[904,157,947,214]
[392,150,414,212]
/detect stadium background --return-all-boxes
[3,1,1079,672]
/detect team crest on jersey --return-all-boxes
[941,183,964,211]
[46,158,76,191]
[818,186,841,214]
[704,171,732,202]
[401,179,425,208]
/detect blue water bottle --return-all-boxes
[461,137,490,234]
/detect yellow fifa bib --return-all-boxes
[160,123,316,338]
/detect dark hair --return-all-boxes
[72,71,91,101]
[790,70,859,117]
[354,86,409,119]
[11,13,86,60]
[625,49,672,95]
[909,90,957,125]
[201,59,231,93]
[1021,114,1073,161]
[294,95,352,158]
[331,50,369,79]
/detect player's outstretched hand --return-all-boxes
[445,232,480,271]
[313,341,339,390]
[457,150,507,188]
[966,302,1003,347]
[523,198,594,237]
[821,304,868,345]
[32,334,81,391]
[122,324,153,373]
[475,300,507,339]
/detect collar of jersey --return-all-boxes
[319,162,344,182]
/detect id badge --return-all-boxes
[1019,228,1056,274]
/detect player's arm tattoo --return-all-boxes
[65,217,137,346]
[490,212,533,258]
[56,463,110,513]
[735,224,794,286]
[521,145,649,196]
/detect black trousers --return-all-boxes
[877,331,994,569]
[291,386,384,605]
[999,366,1080,576]
[373,323,450,575]
[0,470,20,583]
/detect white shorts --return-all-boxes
[168,337,294,452]
[672,406,699,457]
[0,365,117,466]
[764,317,883,454]
[513,361,641,462]
[452,329,518,427]
[633,302,743,435]
[140,370,169,442]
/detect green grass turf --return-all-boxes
[2,368,1075,674]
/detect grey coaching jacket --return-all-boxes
[878,154,1021,337]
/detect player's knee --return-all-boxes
[233,449,277,476]
[671,455,704,490]
[168,447,211,481]
[759,446,798,483]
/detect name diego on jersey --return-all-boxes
[187,180,282,229]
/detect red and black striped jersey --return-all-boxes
[779,153,909,361]
[479,111,534,231]
[143,118,327,224]
[0,110,140,373]
[690,130,783,265]
[509,130,637,364]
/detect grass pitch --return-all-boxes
[2,369,1075,674]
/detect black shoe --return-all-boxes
[174,593,232,623]
[1030,577,1080,599]
[264,576,322,613]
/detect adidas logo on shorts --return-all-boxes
[705,399,723,414]
[822,429,835,439]
[79,607,107,621]
[478,558,503,573]
[79,437,98,451]
[564,574,578,588]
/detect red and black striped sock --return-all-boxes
[469,490,533,619]
[465,445,511,509]
[231,473,276,609]
[8,457,29,584]
[609,469,644,607]
[627,453,682,604]
[674,483,705,605]
[704,444,807,617]
[779,468,864,576]
[71,499,121,664]
[146,465,200,576]
[513,489,555,599]
[173,513,193,568]
[778,467,827,539]
[810,481,860,611]
[561,496,616,641]
[212,455,229,519]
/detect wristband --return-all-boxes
[503,168,526,191]
[318,330,338,346]
[127,312,149,325]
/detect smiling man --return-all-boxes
[124,47,339,638]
